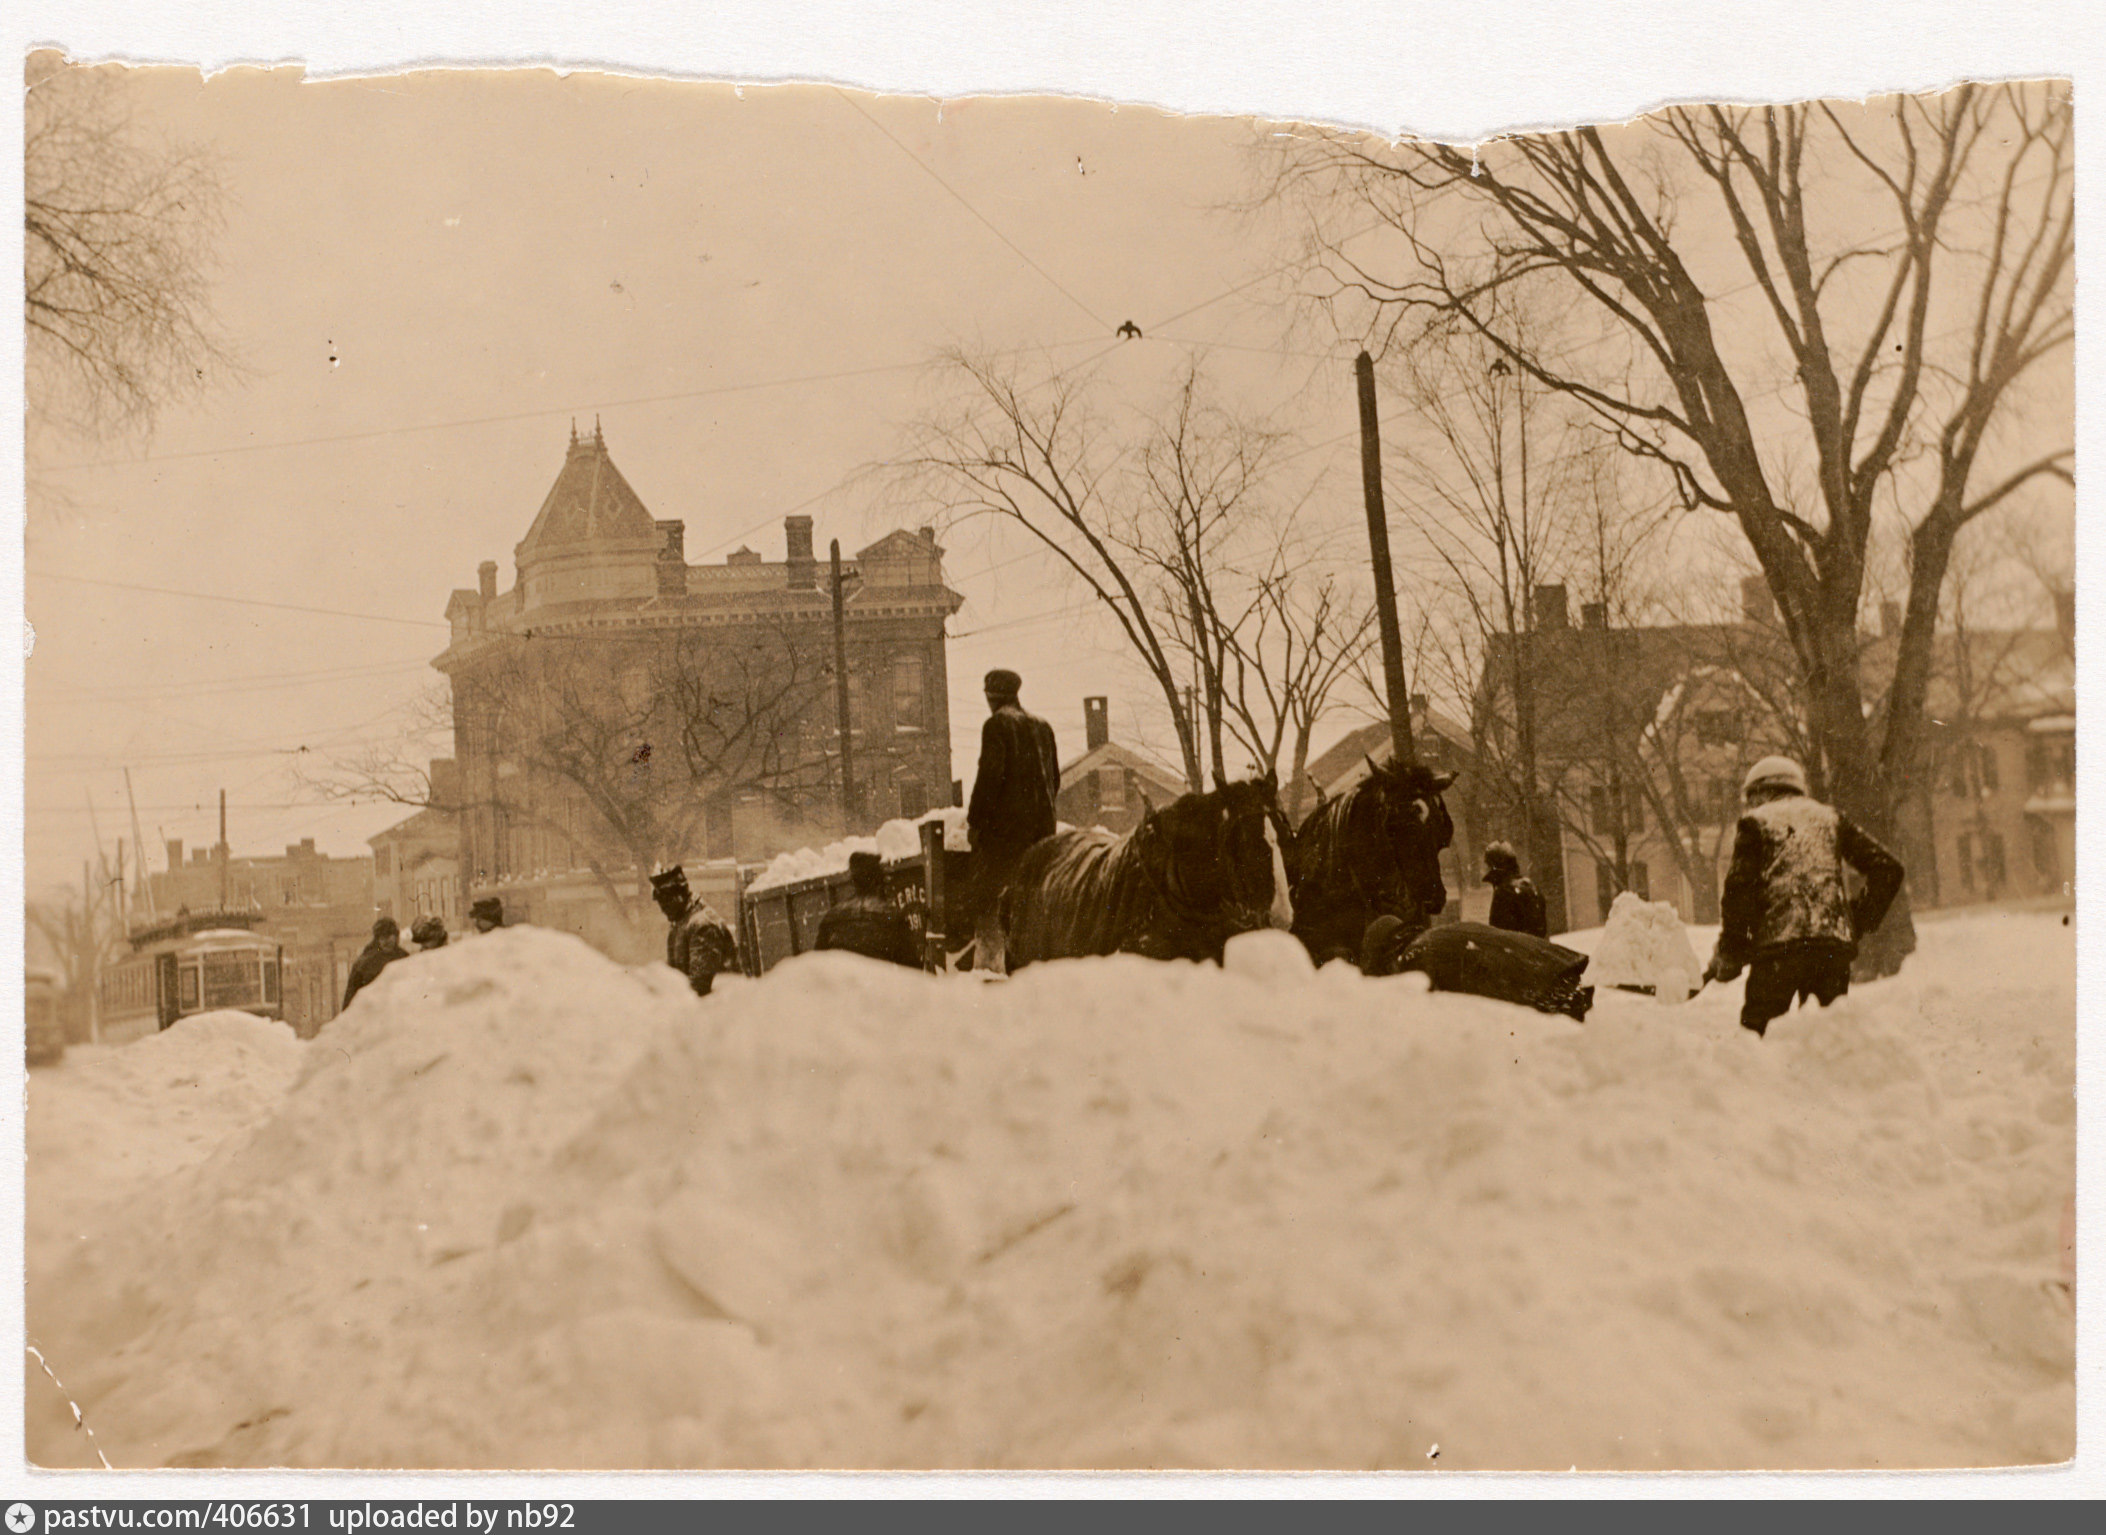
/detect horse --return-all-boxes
[1289,758,1455,967]
[998,775,1295,972]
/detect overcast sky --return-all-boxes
[22,69,1404,899]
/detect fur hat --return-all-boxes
[1742,755,1808,799]
[983,668,1022,698]
[468,896,503,924]
[847,850,885,890]
[649,866,691,900]
[1483,841,1521,874]
[373,916,400,940]
[410,915,447,947]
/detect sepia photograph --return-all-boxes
[14,12,2081,1483]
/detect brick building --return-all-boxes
[1054,696,1188,836]
[368,759,464,936]
[433,423,961,960]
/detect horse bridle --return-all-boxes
[1131,798,1277,944]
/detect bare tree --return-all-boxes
[26,873,128,1043]
[318,620,838,931]
[907,351,1372,798]
[1271,82,2073,973]
[1386,313,1595,927]
[24,53,238,443]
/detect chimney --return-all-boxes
[1741,574,1775,626]
[478,561,498,601]
[785,516,816,590]
[1532,583,1568,631]
[1580,601,1608,631]
[1084,696,1110,751]
[655,519,686,597]
[1882,600,1904,639]
[166,838,183,869]
[917,525,936,546]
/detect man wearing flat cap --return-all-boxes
[966,668,1059,972]
[651,865,739,997]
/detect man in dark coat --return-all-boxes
[1703,755,1906,1037]
[651,866,739,997]
[1483,842,1549,940]
[965,668,1060,973]
[343,917,409,1009]
[815,851,923,969]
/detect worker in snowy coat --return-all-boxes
[815,851,923,968]
[342,917,409,1009]
[965,668,1060,972]
[1483,842,1549,939]
[651,865,739,997]
[1704,756,1905,1037]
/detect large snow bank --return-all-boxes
[25,1011,305,1273]
[25,912,2073,1470]
[1584,892,1706,1001]
[744,809,970,893]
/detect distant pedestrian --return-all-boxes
[410,915,448,951]
[651,865,739,997]
[815,851,923,969]
[343,917,409,1009]
[966,668,1059,973]
[1482,841,1549,939]
[468,896,505,934]
[1703,756,1905,1037]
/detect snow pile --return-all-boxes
[745,809,970,894]
[25,911,2073,1470]
[25,1010,307,1270]
[1584,891,1705,1001]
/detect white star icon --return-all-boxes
[6,1503,37,1534]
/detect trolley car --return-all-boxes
[99,909,285,1042]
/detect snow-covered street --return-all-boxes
[25,907,2073,1471]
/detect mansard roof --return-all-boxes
[516,421,661,556]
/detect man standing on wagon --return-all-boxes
[966,668,1060,973]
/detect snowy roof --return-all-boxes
[1306,707,1472,797]
[1059,738,1187,791]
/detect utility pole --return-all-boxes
[219,788,230,911]
[1356,350,1416,766]
[830,540,857,832]
[126,767,158,920]
[83,858,102,1045]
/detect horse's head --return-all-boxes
[1365,758,1456,918]
[1144,772,1295,938]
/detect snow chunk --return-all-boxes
[1583,892,1704,1002]
[745,809,970,893]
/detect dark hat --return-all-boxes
[468,896,503,922]
[983,668,1022,697]
[1483,841,1520,871]
[373,916,400,940]
[410,916,447,947]
[1360,914,1408,976]
[650,866,690,898]
[847,850,885,888]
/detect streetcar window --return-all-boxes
[263,959,280,1006]
[179,964,200,1011]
